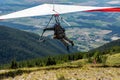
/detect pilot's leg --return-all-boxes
[64,36,74,46]
[59,39,69,51]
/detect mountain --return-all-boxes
[0,25,77,64]
[0,37,120,80]
[89,39,120,54]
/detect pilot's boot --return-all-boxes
[67,46,69,51]
[64,36,74,46]
[70,41,74,46]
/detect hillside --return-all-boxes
[90,39,120,53]
[0,33,120,80]
[0,53,120,80]
[0,25,76,64]
[0,38,119,67]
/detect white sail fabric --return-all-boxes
[0,4,112,20]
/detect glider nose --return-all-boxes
[54,14,59,16]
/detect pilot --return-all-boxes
[43,23,74,51]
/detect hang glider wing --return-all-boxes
[0,4,120,20]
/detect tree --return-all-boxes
[46,57,56,66]
[10,59,18,69]
[93,51,102,63]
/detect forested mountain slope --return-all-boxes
[0,25,75,64]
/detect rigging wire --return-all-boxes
[39,15,54,42]
[52,0,55,11]
[51,3,72,27]
[52,0,72,27]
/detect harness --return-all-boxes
[39,14,70,41]
[54,24,65,39]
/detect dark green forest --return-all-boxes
[89,39,120,55]
[0,25,74,64]
[1,39,120,69]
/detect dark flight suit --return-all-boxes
[44,24,74,50]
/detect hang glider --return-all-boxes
[0,4,120,20]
